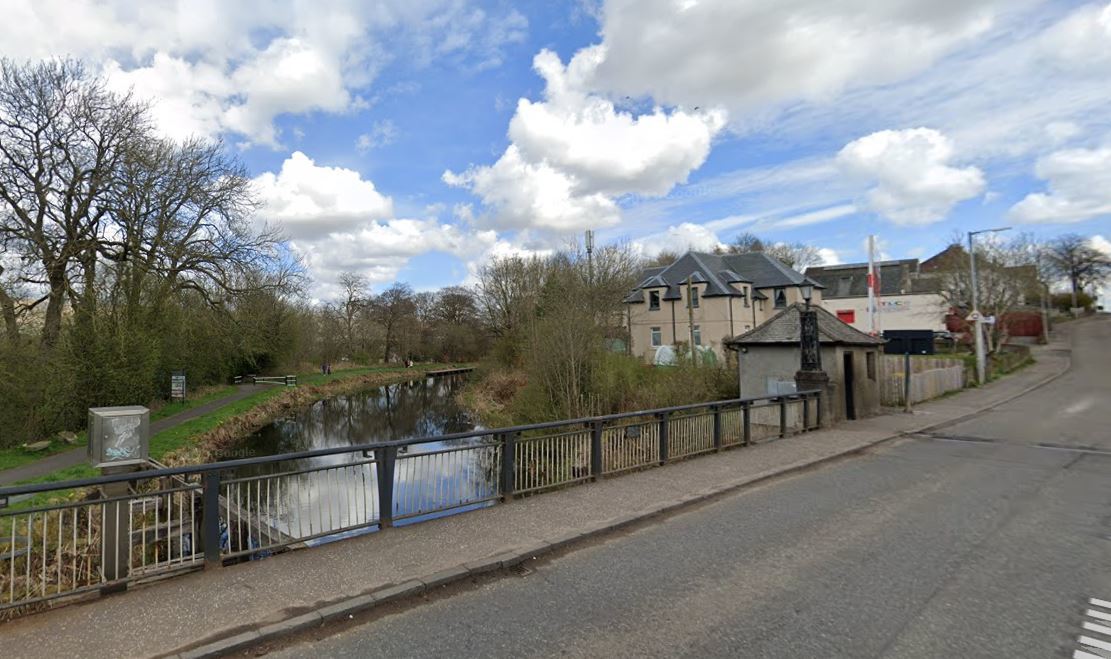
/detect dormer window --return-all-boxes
[741,286,749,308]
[649,290,661,311]
[687,286,700,309]
[774,288,787,308]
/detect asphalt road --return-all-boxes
[268,317,1111,658]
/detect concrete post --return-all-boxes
[99,464,140,586]
[795,370,832,428]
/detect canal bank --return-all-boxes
[0,364,471,491]
[0,333,1072,659]
[161,365,474,468]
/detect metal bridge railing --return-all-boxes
[0,390,820,615]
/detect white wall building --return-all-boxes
[805,259,948,333]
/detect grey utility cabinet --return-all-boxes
[87,406,150,469]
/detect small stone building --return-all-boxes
[724,303,884,423]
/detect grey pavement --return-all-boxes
[0,385,265,486]
[0,318,1084,659]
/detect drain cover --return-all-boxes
[509,563,534,577]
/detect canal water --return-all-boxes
[243,374,477,455]
[228,374,500,547]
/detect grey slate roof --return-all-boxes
[725,303,885,347]
[805,259,940,298]
[625,251,823,303]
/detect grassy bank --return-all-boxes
[0,384,236,473]
[460,357,736,430]
[161,363,467,465]
[4,363,468,492]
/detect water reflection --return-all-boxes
[247,374,477,455]
[226,375,499,550]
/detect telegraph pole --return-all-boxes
[584,230,594,287]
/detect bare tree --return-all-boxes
[1044,233,1111,309]
[721,232,766,254]
[474,255,549,339]
[0,59,150,347]
[371,282,416,363]
[336,271,367,355]
[718,232,822,269]
[522,242,642,418]
[103,137,294,315]
[928,235,1039,348]
[644,249,681,267]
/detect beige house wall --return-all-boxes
[629,283,826,361]
[822,293,947,333]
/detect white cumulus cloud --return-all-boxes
[253,152,394,239]
[582,0,1004,117]
[1092,235,1111,257]
[445,49,725,233]
[1038,2,1111,71]
[632,223,724,256]
[253,151,495,296]
[1010,147,1111,224]
[443,145,622,232]
[837,128,985,225]
[0,0,528,146]
[816,248,842,266]
[509,49,725,197]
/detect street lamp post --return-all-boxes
[798,284,820,371]
[794,283,830,427]
[968,227,1010,385]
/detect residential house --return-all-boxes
[805,259,946,333]
[624,251,825,361]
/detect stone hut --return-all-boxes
[724,303,884,423]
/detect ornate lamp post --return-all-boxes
[798,284,820,371]
[795,284,830,426]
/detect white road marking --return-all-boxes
[1083,621,1111,637]
[1064,398,1094,415]
[1089,609,1111,623]
[1079,635,1111,652]
[1074,598,1111,658]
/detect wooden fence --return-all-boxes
[880,356,966,406]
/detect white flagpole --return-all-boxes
[867,235,878,335]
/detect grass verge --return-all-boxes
[0,385,236,473]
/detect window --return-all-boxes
[742,286,749,307]
[688,286,700,309]
[866,351,877,380]
[692,325,702,346]
[648,290,661,311]
[774,288,787,308]
[836,310,856,324]
[650,327,662,347]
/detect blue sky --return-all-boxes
[4,0,1111,300]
